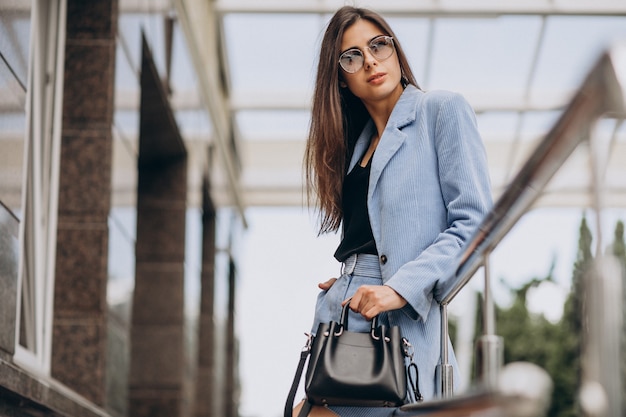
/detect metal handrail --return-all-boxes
[438,42,626,401]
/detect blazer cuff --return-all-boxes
[400,303,419,320]
[384,282,429,322]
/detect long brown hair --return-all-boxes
[304,6,418,234]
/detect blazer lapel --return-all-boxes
[347,122,375,173]
[368,86,420,194]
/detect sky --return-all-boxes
[235,205,625,417]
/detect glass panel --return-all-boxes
[0,7,29,216]
[476,111,519,142]
[169,23,198,92]
[174,109,213,139]
[0,7,31,87]
[520,110,561,141]
[530,16,626,104]
[429,16,543,99]
[118,13,167,78]
[106,206,136,416]
[107,207,137,309]
[386,17,431,86]
[223,13,321,97]
[114,109,139,145]
[115,34,140,92]
[236,109,309,140]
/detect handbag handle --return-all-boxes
[337,299,380,337]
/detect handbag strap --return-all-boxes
[297,401,313,417]
[407,362,423,402]
[403,337,424,402]
[284,334,313,417]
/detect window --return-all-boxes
[15,0,66,372]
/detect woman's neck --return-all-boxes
[363,84,404,140]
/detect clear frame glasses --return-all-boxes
[338,35,395,73]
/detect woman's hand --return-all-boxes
[318,277,337,291]
[343,285,407,320]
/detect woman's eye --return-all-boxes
[371,40,386,49]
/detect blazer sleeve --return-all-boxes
[385,92,493,322]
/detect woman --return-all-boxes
[297,6,492,417]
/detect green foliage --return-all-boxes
[469,215,626,416]
[488,214,604,417]
[495,272,580,417]
[611,221,626,414]
[613,220,625,259]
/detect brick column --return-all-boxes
[51,0,117,405]
[127,35,188,417]
[194,184,216,417]
[224,258,237,417]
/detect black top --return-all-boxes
[334,158,378,262]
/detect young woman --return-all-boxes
[297,6,493,416]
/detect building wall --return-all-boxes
[0,1,242,416]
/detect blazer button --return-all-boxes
[380,254,388,264]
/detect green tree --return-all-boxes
[495,269,579,417]
[612,220,625,259]
[556,214,593,416]
[472,216,626,416]
[563,215,593,340]
[608,221,625,414]
[489,215,594,417]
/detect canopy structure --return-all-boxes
[0,0,612,213]
[141,0,626,212]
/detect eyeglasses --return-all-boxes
[338,35,395,74]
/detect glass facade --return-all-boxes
[0,3,29,213]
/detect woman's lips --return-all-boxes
[368,72,386,84]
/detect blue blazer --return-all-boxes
[347,85,492,399]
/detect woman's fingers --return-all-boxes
[343,285,407,320]
[318,277,337,290]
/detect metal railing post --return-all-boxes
[437,303,454,398]
[474,254,503,390]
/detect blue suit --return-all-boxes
[312,85,492,404]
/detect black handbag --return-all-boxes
[284,301,422,417]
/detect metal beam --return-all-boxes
[213,0,626,16]
[228,90,572,113]
[110,88,573,113]
[174,0,248,226]
[115,0,626,17]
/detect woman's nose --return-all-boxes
[363,48,378,69]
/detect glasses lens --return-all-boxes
[369,36,394,61]
[338,37,394,73]
[339,49,364,73]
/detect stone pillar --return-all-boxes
[194,184,216,417]
[224,258,237,417]
[127,35,188,417]
[51,0,117,405]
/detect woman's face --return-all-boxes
[339,19,403,108]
